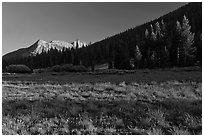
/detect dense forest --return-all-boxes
[2,2,202,70]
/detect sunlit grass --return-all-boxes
[2,80,202,135]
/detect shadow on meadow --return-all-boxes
[2,97,202,135]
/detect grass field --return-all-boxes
[3,67,202,84]
[2,67,202,135]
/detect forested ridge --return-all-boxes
[3,2,202,70]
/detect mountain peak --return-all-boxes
[30,39,87,55]
[72,39,87,48]
[3,39,88,61]
[37,39,47,44]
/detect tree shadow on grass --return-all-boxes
[2,98,202,135]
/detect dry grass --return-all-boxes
[2,80,202,135]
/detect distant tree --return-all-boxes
[150,50,157,67]
[108,44,115,69]
[70,47,75,65]
[160,19,167,37]
[145,29,149,39]
[154,21,162,67]
[172,15,196,66]
[150,24,157,42]
[155,21,161,36]
[160,19,170,67]
[114,40,131,69]
[88,42,96,71]
[181,15,196,65]
[134,45,142,68]
[149,24,157,67]
[142,26,156,68]
[49,48,55,67]
[154,20,169,67]
[174,20,182,66]
[142,29,150,68]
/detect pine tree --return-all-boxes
[142,29,150,68]
[108,44,115,69]
[150,50,157,67]
[145,29,149,39]
[154,21,162,67]
[155,20,169,67]
[175,20,182,66]
[150,24,157,41]
[134,45,142,68]
[143,25,157,68]
[161,19,167,38]
[155,22,161,36]
[181,15,196,65]
[172,15,196,66]
[149,24,157,67]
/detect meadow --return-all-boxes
[2,67,202,135]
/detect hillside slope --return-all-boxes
[85,2,201,68]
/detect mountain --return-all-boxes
[71,40,87,49]
[3,39,87,60]
[31,40,73,55]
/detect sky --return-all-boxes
[2,2,187,55]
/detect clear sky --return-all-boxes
[2,2,187,55]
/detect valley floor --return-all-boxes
[2,66,202,84]
[2,67,202,135]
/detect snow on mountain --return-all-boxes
[31,39,87,55]
[71,40,88,48]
